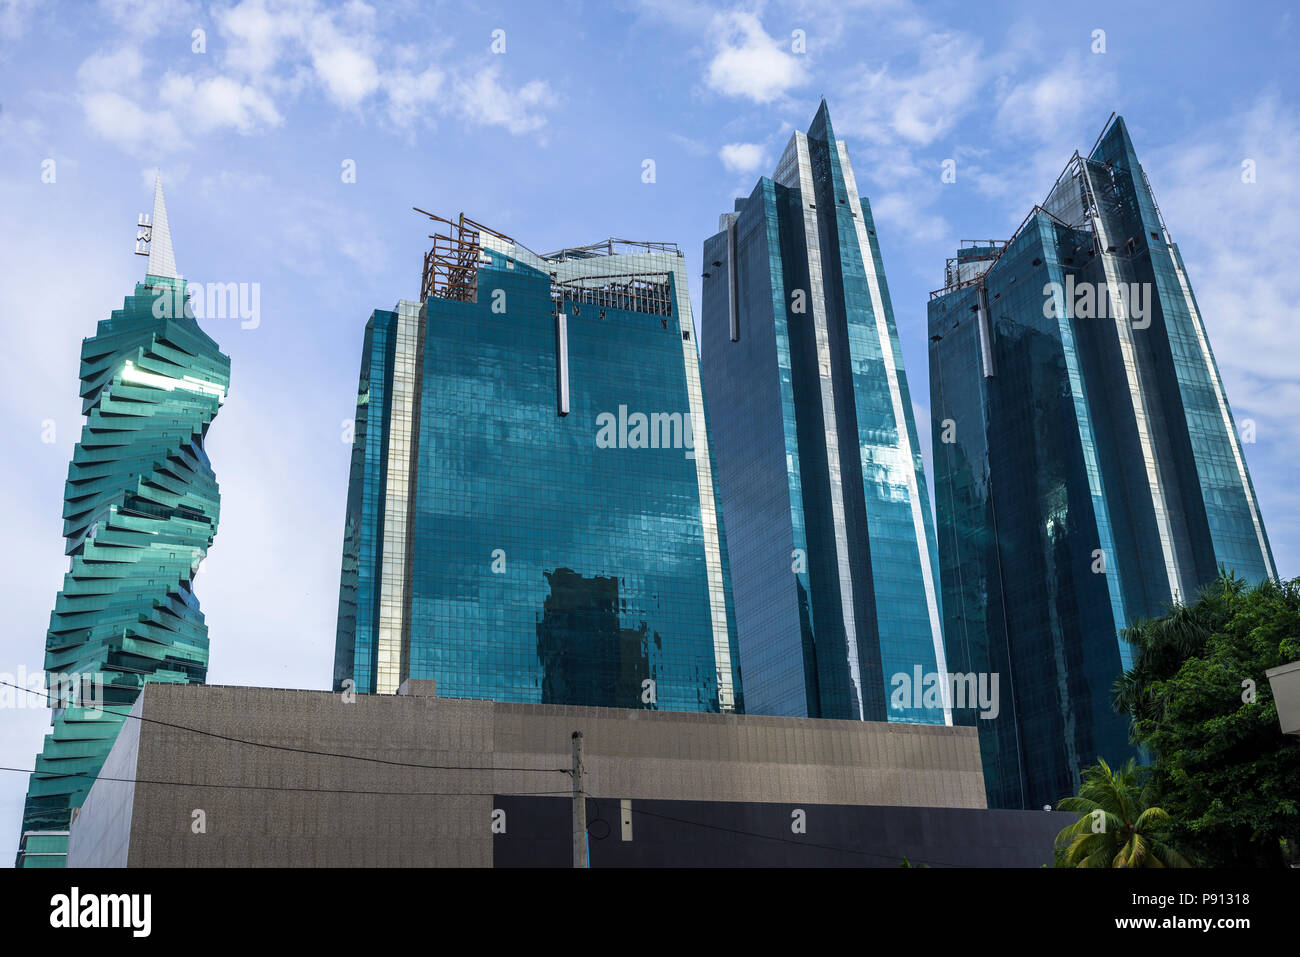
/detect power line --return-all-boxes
[0,679,569,777]
[0,765,571,798]
[8,682,997,866]
[11,772,978,865]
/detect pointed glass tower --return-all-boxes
[700,102,948,724]
[928,116,1275,809]
[16,178,230,867]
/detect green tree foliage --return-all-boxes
[1112,572,1300,867]
[1055,758,1189,867]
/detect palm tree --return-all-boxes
[1055,758,1190,867]
[1112,571,1245,727]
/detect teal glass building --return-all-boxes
[333,215,742,713]
[929,116,1275,809]
[18,178,229,866]
[699,102,948,724]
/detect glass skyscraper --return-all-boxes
[699,101,948,724]
[18,178,229,866]
[333,214,742,713]
[929,115,1275,809]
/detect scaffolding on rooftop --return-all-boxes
[412,209,680,317]
[541,238,681,262]
[414,209,513,303]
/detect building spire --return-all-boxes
[146,174,178,280]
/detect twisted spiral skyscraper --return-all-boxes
[17,178,230,867]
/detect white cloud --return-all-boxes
[632,0,717,33]
[825,27,989,254]
[266,194,388,276]
[670,132,711,157]
[82,92,183,151]
[837,31,984,148]
[312,45,380,105]
[75,46,142,91]
[871,190,950,245]
[206,0,552,134]
[825,26,1110,226]
[69,0,557,150]
[0,0,40,39]
[994,54,1117,144]
[381,66,443,128]
[718,142,765,175]
[1146,95,1300,429]
[304,13,381,107]
[824,26,979,254]
[0,108,42,148]
[1139,95,1300,574]
[216,0,298,78]
[99,0,196,38]
[78,63,281,152]
[160,74,282,133]
[705,11,808,104]
[454,65,558,135]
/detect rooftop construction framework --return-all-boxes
[415,209,511,303]
[415,208,681,318]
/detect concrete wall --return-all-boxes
[70,683,987,867]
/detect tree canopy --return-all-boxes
[1111,572,1300,867]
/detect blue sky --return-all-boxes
[1,0,1297,853]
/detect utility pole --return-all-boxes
[571,730,587,868]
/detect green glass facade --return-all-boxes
[700,102,947,724]
[17,179,229,865]
[334,225,743,713]
[929,116,1275,809]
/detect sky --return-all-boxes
[1,0,1297,855]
